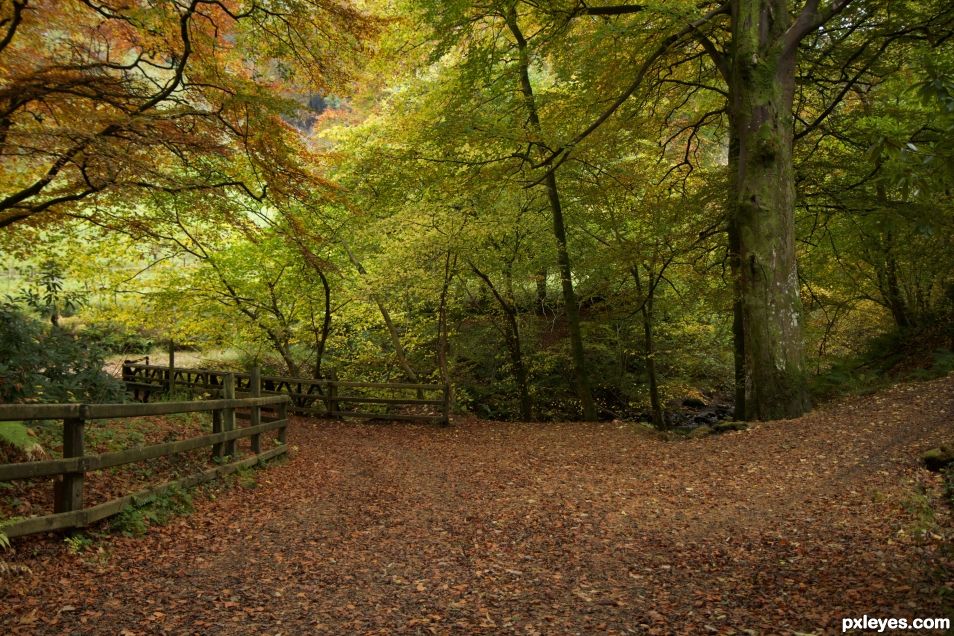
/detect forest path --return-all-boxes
[3,375,953,635]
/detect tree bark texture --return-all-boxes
[728,0,810,420]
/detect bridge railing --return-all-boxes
[122,362,450,425]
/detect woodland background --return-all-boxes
[0,0,952,426]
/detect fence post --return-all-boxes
[278,400,288,445]
[54,406,86,514]
[211,409,224,460]
[441,383,451,426]
[327,369,339,419]
[250,366,262,455]
[121,361,135,401]
[167,340,176,396]
[223,373,236,457]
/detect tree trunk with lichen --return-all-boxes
[727,126,747,420]
[728,0,809,420]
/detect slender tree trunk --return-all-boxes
[873,184,912,328]
[277,223,334,381]
[437,252,455,386]
[873,232,912,329]
[313,266,333,379]
[341,240,420,383]
[632,265,664,428]
[883,242,911,328]
[535,268,548,313]
[471,263,533,421]
[727,0,810,420]
[266,331,301,378]
[203,257,302,378]
[544,171,597,420]
[505,6,597,420]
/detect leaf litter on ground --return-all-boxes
[1,375,953,634]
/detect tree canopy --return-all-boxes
[1,0,952,423]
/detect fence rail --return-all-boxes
[122,362,450,425]
[0,378,291,538]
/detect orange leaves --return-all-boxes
[0,0,376,230]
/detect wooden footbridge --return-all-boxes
[121,361,450,425]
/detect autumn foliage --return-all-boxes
[0,0,375,230]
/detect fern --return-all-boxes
[0,530,32,578]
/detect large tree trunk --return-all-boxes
[726,128,747,419]
[729,0,809,420]
[505,7,597,420]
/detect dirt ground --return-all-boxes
[2,376,953,635]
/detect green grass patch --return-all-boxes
[0,422,45,459]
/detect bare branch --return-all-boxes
[0,0,26,56]
[532,2,730,178]
[784,0,856,54]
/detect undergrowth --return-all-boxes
[812,322,954,399]
[111,486,194,536]
[0,528,31,578]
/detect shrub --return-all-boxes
[81,322,154,355]
[0,305,125,404]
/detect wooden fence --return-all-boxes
[122,362,450,425]
[0,381,291,538]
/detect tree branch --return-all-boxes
[531,2,730,178]
[576,4,646,16]
[784,0,856,54]
[0,0,26,56]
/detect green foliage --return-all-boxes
[111,487,194,537]
[83,420,149,453]
[64,533,94,555]
[112,507,149,537]
[8,259,85,326]
[0,305,125,404]
[0,526,31,578]
[900,485,939,539]
[82,323,154,355]
[231,466,259,490]
[810,323,954,399]
[1,0,951,423]
[944,466,954,508]
[0,422,44,460]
